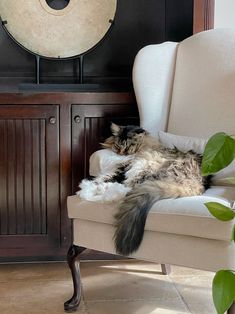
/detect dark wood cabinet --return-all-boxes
[0,105,61,261]
[0,92,138,262]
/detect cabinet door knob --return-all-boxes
[74,115,81,123]
[49,117,56,124]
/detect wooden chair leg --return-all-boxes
[64,245,86,313]
[161,264,171,275]
[228,302,235,314]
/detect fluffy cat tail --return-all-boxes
[114,180,197,256]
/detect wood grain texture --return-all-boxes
[0,119,46,235]
[193,0,215,34]
[0,92,137,262]
[0,104,60,252]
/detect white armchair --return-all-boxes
[64,29,235,313]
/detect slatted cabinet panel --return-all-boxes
[0,93,137,261]
[0,105,60,257]
[0,119,46,235]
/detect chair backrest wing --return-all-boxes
[133,42,178,137]
[133,29,235,139]
[168,29,235,138]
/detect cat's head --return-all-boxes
[101,123,148,155]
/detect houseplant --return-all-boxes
[201,132,235,314]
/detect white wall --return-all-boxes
[215,0,235,28]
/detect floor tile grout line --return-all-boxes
[0,279,72,284]
[83,297,188,303]
[167,275,192,314]
[82,285,91,314]
[0,262,215,314]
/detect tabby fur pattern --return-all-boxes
[83,123,211,256]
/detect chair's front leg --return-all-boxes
[64,245,86,312]
[161,264,171,275]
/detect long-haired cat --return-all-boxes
[80,123,211,256]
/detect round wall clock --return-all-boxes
[0,0,117,59]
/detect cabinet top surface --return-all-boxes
[0,91,135,105]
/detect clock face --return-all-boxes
[0,0,117,58]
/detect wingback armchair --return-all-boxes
[64,29,235,313]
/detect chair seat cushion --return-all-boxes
[68,186,235,242]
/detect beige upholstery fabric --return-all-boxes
[68,29,235,273]
[133,42,178,137]
[89,149,133,177]
[168,29,235,138]
[68,185,234,242]
[73,220,235,272]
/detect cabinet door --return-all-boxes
[0,105,60,260]
[72,103,139,194]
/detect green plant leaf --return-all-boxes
[213,270,235,314]
[232,224,235,242]
[202,132,235,176]
[205,202,235,221]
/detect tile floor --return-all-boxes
[0,260,216,314]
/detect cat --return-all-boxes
[80,123,211,256]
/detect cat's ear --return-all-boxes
[135,127,148,135]
[133,128,148,139]
[110,122,121,136]
[100,137,113,149]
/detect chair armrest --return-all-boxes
[89,149,133,177]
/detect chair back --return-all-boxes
[133,29,235,138]
[132,42,178,137]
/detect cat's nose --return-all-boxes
[119,148,125,155]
